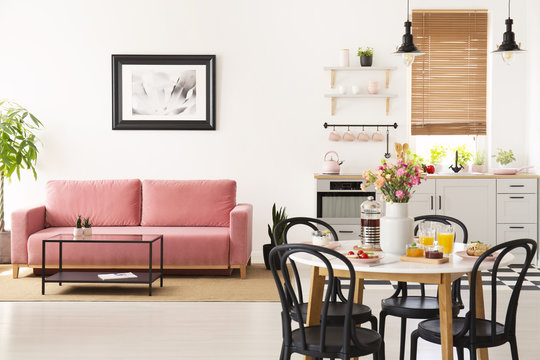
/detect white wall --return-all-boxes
[0,0,536,262]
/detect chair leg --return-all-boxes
[457,347,464,360]
[369,315,378,331]
[469,345,477,360]
[399,317,407,360]
[279,344,285,360]
[509,337,519,359]
[379,311,387,360]
[410,329,419,360]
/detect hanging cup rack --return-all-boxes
[323,122,399,159]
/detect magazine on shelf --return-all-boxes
[98,272,138,280]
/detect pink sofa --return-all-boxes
[11,179,253,279]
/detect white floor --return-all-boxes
[1,288,539,359]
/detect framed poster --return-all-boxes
[112,54,216,130]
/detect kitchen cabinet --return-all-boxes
[408,179,497,246]
[496,178,538,264]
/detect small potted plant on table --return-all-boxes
[73,215,83,238]
[357,46,373,67]
[471,150,486,173]
[83,217,92,237]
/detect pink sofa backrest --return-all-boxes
[45,179,142,227]
[141,180,236,227]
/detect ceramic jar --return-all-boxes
[367,80,379,94]
[73,228,83,238]
[380,202,413,256]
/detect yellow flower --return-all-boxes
[374,176,386,188]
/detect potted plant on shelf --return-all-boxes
[363,155,426,255]
[429,144,447,173]
[471,150,486,173]
[357,46,373,67]
[264,203,287,270]
[0,100,43,263]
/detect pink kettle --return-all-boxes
[321,151,343,174]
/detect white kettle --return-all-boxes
[321,151,343,174]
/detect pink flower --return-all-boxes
[411,175,420,185]
[396,168,407,177]
[395,190,405,199]
[377,166,383,171]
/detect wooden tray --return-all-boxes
[353,245,382,252]
[400,255,449,264]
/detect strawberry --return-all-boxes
[347,251,355,255]
[357,250,364,256]
[360,252,369,259]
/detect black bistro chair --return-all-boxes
[410,238,537,360]
[379,214,468,360]
[270,244,382,360]
[275,217,377,331]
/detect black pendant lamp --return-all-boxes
[394,0,424,66]
[493,0,525,64]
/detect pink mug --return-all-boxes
[372,129,384,142]
[343,128,355,142]
[328,130,341,141]
[368,80,379,94]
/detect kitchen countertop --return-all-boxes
[314,173,539,179]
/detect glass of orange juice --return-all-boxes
[418,222,435,246]
[437,224,455,256]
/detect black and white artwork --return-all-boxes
[112,55,215,130]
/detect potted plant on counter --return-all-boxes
[0,100,43,263]
[264,203,287,270]
[471,150,486,173]
[492,148,515,168]
[429,144,447,173]
[357,46,373,67]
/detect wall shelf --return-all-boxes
[324,94,398,116]
[324,66,397,88]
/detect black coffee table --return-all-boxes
[42,234,164,296]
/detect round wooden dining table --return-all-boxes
[290,241,513,360]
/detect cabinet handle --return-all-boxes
[338,230,354,233]
[430,195,434,210]
[509,226,525,229]
[509,196,525,199]
[438,195,441,210]
[509,185,525,187]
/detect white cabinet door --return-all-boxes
[408,180,436,218]
[496,224,537,265]
[496,194,538,223]
[437,179,497,246]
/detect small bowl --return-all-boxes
[425,245,444,259]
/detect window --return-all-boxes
[411,10,488,136]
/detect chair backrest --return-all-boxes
[269,244,358,354]
[274,217,339,245]
[414,214,469,244]
[460,239,537,345]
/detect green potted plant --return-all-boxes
[471,150,486,173]
[492,148,515,167]
[264,203,287,270]
[429,144,447,172]
[74,215,83,237]
[83,217,92,237]
[357,46,373,67]
[0,100,42,263]
[452,145,473,170]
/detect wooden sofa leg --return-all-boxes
[240,264,247,279]
[12,264,20,279]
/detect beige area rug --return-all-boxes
[0,264,280,302]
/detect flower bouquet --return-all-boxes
[362,158,427,255]
[362,158,426,203]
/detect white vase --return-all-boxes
[380,202,413,256]
[73,228,83,238]
[83,227,92,237]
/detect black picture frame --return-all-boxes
[112,54,216,130]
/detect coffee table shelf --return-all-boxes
[42,234,164,296]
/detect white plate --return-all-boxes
[344,252,384,264]
[454,250,498,261]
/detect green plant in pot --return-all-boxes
[471,150,486,173]
[357,46,373,67]
[492,148,515,167]
[0,100,43,263]
[264,203,287,270]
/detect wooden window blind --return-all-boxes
[411,10,488,135]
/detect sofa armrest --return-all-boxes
[229,203,253,266]
[11,206,46,265]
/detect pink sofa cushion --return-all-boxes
[27,226,230,266]
[141,180,236,226]
[45,180,142,227]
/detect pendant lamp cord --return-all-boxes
[508,0,511,19]
[407,0,410,21]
